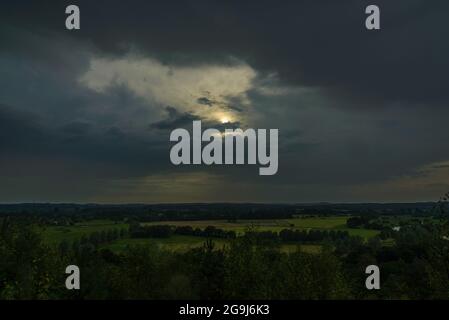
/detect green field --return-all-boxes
[143,216,380,238]
[39,216,378,253]
[39,219,128,244]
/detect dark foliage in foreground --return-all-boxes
[1,216,449,300]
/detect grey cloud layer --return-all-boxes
[1,1,449,202]
[3,0,448,105]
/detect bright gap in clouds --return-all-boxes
[79,54,257,125]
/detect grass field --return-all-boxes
[39,216,378,253]
[143,216,379,238]
[39,219,128,244]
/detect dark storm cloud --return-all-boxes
[196,88,246,115]
[197,95,243,112]
[0,104,48,151]
[0,37,170,179]
[150,106,201,130]
[0,102,168,174]
[1,0,449,202]
[197,97,214,107]
[2,0,448,108]
[61,121,92,136]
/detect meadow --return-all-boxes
[142,215,379,238]
[38,216,378,254]
[39,219,128,244]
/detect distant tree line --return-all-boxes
[0,203,435,226]
[129,224,173,238]
[243,229,351,243]
[129,224,237,239]
[59,227,128,257]
[128,223,350,244]
[279,229,350,242]
[174,225,236,239]
[346,216,384,230]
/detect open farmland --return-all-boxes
[39,219,128,244]
[143,216,380,239]
[38,215,379,255]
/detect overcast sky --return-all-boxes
[1,0,449,203]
